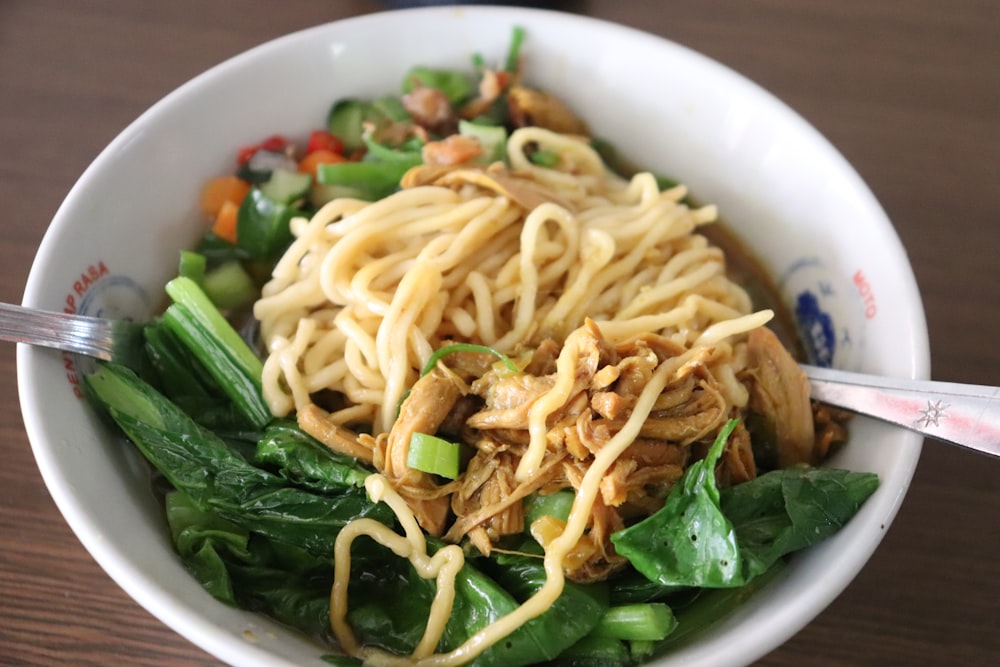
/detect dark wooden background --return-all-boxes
[1,1,997,665]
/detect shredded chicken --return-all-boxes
[507,85,589,135]
[402,161,574,211]
[304,318,830,582]
[743,326,817,467]
[377,366,467,535]
[421,134,483,167]
[401,84,455,132]
[458,68,512,120]
[297,404,374,464]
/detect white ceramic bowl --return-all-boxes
[18,6,928,667]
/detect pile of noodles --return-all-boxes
[255,127,764,431]
[251,126,797,666]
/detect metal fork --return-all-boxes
[0,302,145,368]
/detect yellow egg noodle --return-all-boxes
[253,127,774,665]
[255,127,761,431]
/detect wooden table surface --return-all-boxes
[1,1,998,665]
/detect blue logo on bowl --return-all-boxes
[794,290,836,368]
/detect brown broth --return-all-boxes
[700,221,805,359]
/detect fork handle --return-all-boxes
[803,364,1000,459]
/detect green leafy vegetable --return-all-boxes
[544,634,630,667]
[481,554,609,666]
[612,419,879,591]
[142,318,215,403]
[344,546,607,667]
[611,419,743,588]
[524,489,576,527]
[255,420,371,492]
[84,363,392,558]
[165,490,250,604]
[162,277,270,429]
[236,186,297,260]
[658,560,786,648]
[719,465,879,582]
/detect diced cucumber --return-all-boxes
[327,99,369,152]
[201,260,258,311]
[258,168,312,206]
[458,119,507,164]
[369,95,410,122]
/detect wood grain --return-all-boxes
[1,1,997,665]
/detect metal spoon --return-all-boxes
[803,364,1000,458]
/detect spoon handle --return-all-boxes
[802,365,1000,459]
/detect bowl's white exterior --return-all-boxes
[18,7,928,667]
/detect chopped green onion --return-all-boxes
[321,655,364,666]
[592,603,677,642]
[315,160,412,201]
[407,432,461,479]
[504,26,526,73]
[178,250,206,285]
[420,343,519,377]
[361,134,424,166]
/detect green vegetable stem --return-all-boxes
[162,276,269,429]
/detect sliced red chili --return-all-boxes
[306,130,345,156]
[236,134,290,164]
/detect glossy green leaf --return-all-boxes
[611,420,743,588]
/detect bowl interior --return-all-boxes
[18,7,928,667]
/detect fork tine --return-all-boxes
[0,302,145,366]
